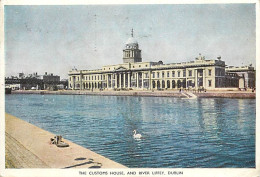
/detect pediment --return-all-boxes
[115,66,128,71]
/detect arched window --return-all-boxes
[182,79,186,88]
[162,80,165,88]
[152,81,156,88]
[177,80,181,88]
[172,80,176,88]
[157,80,160,89]
[167,80,170,88]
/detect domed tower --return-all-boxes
[123,29,142,63]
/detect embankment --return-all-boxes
[11,90,256,99]
[5,113,127,168]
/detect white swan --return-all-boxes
[133,130,142,139]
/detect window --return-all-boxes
[145,65,148,67]
[189,70,192,77]
[172,71,175,77]
[132,73,135,79]
[95,76,96,80]
[162,72,165,78]
[208,80,212,87]
[139,65,141,67]
[178,71,180,77]
[103,75,105,80]
[145,73,148,78]
[70,77,71,81]
[78,77,80,81]
[98,76,99,80]
[183,70,186,77]
[209,69,212,76]
[133,66,135,68]
[167,72,169,77]
[153,72,155,78]
[157,72,160,78]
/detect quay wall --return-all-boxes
[5,113,127,168]
[11,90,256,99]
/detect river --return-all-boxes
[5,94,255,168]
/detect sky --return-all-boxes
[4,4,256,79]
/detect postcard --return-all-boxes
[1,1,259,177]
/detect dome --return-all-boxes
[125,36,138,45]
[124,29,139,49]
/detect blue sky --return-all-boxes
[5,4,256,79]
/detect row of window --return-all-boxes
[71,78,213,88]
[70,69,213,82]
[151,69,212,78]
[153,71,184,78]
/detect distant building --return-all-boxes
[5,74,44,90]
[5,72,63,91]
[69,30,255,91]
[43,72,60,90]
[226,66,255,90]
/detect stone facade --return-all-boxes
[68,31,254,91]
[226,66,255,89]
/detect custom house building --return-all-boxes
[68,30,255,91]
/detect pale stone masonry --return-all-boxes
[68,30,254,91]
[226,66,255,89]
[5,113,127,168]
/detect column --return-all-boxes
[109,75,111,88]
[141,72,144,89]
[136,73,139,88]
[123,73,126,88]
[203,69,206,89]
[79,74,82,90]
[195,70,198,89]
[128,72,130,88]
[105,74,107,89]
[72,76,75,90]
[149,71,152,90]
[115,74,118,88]
[119,73,122,88]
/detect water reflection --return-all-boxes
[5,94,255,168]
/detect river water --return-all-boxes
[5,94,255,168]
